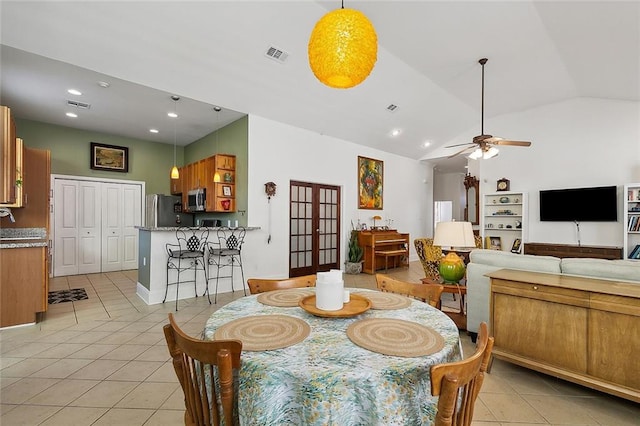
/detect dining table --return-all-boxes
[202,287,462,425]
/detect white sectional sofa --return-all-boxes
[466,249,640,337]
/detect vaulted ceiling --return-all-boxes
[1,1,638,173]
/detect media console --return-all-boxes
[523,242,622,260]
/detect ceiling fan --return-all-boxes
[447,58,532,159]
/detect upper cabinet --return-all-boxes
[173,154,236,213]
[1,106,17,205]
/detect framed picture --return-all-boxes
[511,238,522,253]
[358,156,383,209]
[90,142,129,172]
[222,185,232,197]
[488,236,502,251]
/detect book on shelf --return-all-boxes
[628,215,640,232]
[629,244,640,259]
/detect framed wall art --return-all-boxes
[90,142,129,172]
[222,185,232,196]
[358,156,383,209]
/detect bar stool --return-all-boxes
[165,227,210,311]
[207,226,247,303]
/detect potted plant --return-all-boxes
[345,228,364,274]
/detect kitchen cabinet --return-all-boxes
[179,154,237,213]
[1,245,48,327]
[2,138,24,208]
[1,105,17,204]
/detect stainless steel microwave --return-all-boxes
[187,188,206,212]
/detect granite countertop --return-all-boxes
[137,226,261,231]
[0,227,48,249]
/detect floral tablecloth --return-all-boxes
[203,288,462,425]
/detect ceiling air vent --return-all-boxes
[265,46,289,63]
[67,99,91,109]
[386,104,399,112]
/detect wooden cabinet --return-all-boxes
[1,246,48,327]
[481,191,527,252]
[523,242,622,259]
[357,230,409,274]
[1,106,17,204]
[624,184,640,259]
[488,269,640,403]
[179,153,237,213]
[2,138,24,208]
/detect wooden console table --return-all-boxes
[523,242,622,259]
[357,230,409,274]
[488,269,640,403]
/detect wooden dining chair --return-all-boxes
[247,275,316,294]
[375,273,444,308]
[163,313,243,426]
[430,322,494,426]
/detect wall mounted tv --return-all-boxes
[539,186,617,222]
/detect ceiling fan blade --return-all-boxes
[445,142,474,149]
[448,145,475,159]
[485,137,531,146]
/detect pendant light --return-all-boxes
[308,0,377,89]
[213,106,221,183]
[170,95,180,180]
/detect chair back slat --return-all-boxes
[247,275,316,294]
[164,313,242,426]
[375,273,443,308]
[430,322,494,426]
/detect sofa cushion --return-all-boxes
[469,249,561,273]
[561,258,640,283]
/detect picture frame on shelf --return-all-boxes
[222,185,232,197]
[357,156,383,210]
[511,238,522,253]
[488,236,502,251]
[90,142,128,172]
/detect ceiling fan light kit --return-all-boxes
[447,57,532,159]
[308,2,377,89]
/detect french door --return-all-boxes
[289,181,341,277]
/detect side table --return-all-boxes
[421,277,466,330]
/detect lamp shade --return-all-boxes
[170,165,180,180]
[433,221,475,248]
[308,8,377,89]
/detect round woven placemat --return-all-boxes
[214,315,310,351]
[352,291,412,310]
[347,318,444,357]
[257,289,315,307]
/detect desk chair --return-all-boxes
[430,322,494,426]
[247,275,316,294]
[375,274,444,308]
[163,313,242,426]
[207,227,247,303]
[165,227,209,311]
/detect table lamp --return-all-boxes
[433,221,476,283]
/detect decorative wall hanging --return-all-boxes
[358,156,383,209]
[265,182,277,243]
[90,142,128,172]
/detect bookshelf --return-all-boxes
[624,183,640,260]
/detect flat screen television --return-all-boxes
[539,186,617,222]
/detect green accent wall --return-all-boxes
[14,117,248,201]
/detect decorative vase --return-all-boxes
[438,252,465,283]
[221,199,231,210]
[345,261,362,274]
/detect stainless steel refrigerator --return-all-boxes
[145,194,194,227]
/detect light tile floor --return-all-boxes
[1,263,638,425]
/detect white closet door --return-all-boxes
[101,183,123,272]
[77,181,102,274]
[54,179,79,276]
[121,183,141,270]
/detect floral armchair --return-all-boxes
[414,238,443,280]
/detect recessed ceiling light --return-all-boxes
[167,112,178,118]
[97,81,110,88]
[149,129,159,134]
[390,129,401,137]
[67,89,82,96]
[422,141,432,148]
[66,112,78,118]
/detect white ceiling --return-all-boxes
[1,1,638,174]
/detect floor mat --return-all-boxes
[48,288,88,304]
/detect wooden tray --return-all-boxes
[299,294,371,318]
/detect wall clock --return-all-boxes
[497,178,510,192]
